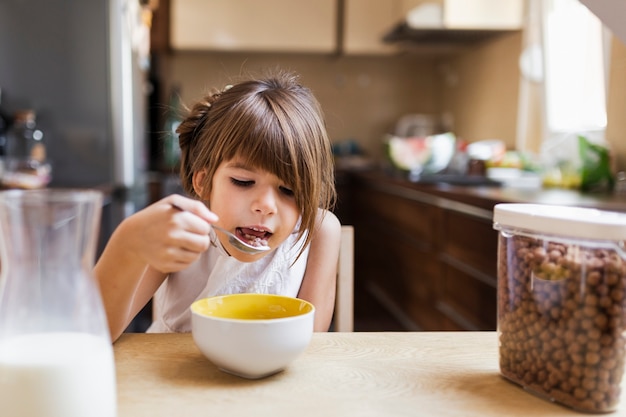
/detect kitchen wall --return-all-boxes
[439,32,523,147]
[158,52,443,161]
[158,40,523,163]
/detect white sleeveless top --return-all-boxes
[147,227,310,333]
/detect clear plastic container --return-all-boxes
[493,203,626,413]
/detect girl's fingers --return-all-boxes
[167,194,218,224]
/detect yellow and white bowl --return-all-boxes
[190,293,315,379]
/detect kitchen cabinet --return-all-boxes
[441,0,523,30]
[342,0,402,55]
[345,169,626,331]
[349,171,497,331]
[167,0,523,54]
[384,0,523,48]
[170,0,337,53]
[394,0,523,29]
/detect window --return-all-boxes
[542,0,608,137]
[517,0,610,151]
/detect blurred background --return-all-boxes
[2,0,626,331]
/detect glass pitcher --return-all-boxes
[0,189,116,417]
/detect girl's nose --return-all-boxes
[251,187,277,215]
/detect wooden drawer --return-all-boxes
[438,262,497,330]
[356,220,445,330]
[350,173,499,331]
[439,210,498,278]
[354,187,438,245]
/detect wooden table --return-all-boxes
[114,332,626,416]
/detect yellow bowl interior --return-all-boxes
[191,294,314,320]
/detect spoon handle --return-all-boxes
[170,203,270,254]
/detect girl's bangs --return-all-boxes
[231,128,299,189]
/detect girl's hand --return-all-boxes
[117,194,218,273]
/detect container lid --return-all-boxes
[493,203,626,241]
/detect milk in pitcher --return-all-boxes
[0,332,116,417]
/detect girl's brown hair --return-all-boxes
[176,70,336,254]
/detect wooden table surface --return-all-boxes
[114,332,626,416]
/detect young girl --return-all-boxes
[94,71,341,342]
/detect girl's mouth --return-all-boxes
[236,227,271,248]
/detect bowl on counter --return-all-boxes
[190,293,315,379]
[385,132,456,181]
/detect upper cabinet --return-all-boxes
[343,0,524,55]
[342,0,402,55]
[384,0,524,48]
[167,0,524,55]
[170,0,337,53]
[441,0,523,29]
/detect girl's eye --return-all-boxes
[279,186,294,197]
[230,178,253,187]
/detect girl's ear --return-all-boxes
[192,170,208,197]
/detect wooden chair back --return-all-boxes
[333,225,354,332]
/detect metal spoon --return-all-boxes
[171,204,271,255]
[211,224,271,254]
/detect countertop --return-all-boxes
[345,169,626,214]
[113,332,625,416]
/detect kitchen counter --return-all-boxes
[343,169,626,216]
[114,332,625,416]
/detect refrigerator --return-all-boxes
[0,0,151,248]
[0,0,150,188]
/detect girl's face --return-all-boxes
[206,157,301,262]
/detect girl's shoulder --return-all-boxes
[318,208,341,228]
[314,209,342,243]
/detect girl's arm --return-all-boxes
[94,195,217,342]
[297,209,342,331]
